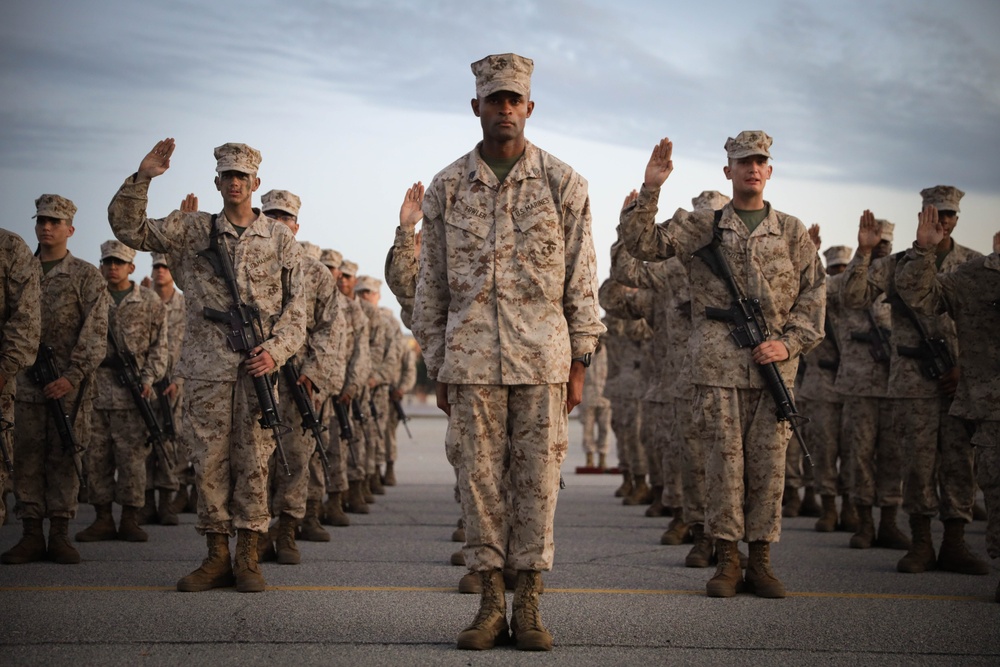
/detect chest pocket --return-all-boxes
[444,215,493,278]
[512,198,561,271]
[750,233,797,296]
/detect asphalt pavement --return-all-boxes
[1,408,998,666]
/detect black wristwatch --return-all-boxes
[572,353,592,368]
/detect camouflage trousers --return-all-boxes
[895,397,975,522]
[308,396,354,499]
[269,374,317,520]
[146,389,182,492]
[795,398,844,496]
[611,398,644,475]
[446,383,568,572]
[14,395,91,520]
[86,408,149,507]
[972,421,1000,560]
[385,397,401,463]
[371,385,391,467]
[642,400,665,487]
[183,376,275,535]
[675,396,707,524]
[692,386,790,543]
[844,396,901,507]
[580,403,611,456]
[356,388,377,478]
[0,390,14,525]
[656,398,686,510]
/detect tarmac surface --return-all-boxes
[1,405,998,666]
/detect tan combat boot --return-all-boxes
[450,549,465,566]
[299,499,331,541]
[897,514,936,573]
[1,518,47,564]
[849,504,875,549]
[320,493,350,527]
[510,570,552,651]
[345,480,369,514]
[177,533,234,591]
[598,453,607,470]
[452,517,465,543]
[876,506,911,550]
[363,477,376,504]
[75,503,118,542]
[258,524,277,562]
[382,461,396,486]
[275,513,301,565]
[661,510,691,545]
[169,486,189,515]
[458,570,482,594]
[800,486,821,517]
[937,518,989,575]
[370,469,386,496]
[705,538,743,597]
[815,495,838,532]
[585,452,594,468]
[234,529,267,592]
[685,523,713,567]
[623,475,649,506]
[138,489,157,525]
[47,517,81,564]
[744,541,785,598]
[839,494,859,532]
[781,485,801,517]
[614,472,632,498]
[644,486,667,516]
[157,489,179,526]
[456,569,510,650]
[118,505,149,542]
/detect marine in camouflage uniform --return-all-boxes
[0,229,41,527]
[259,191,344,559]
[108,140,306,593]
[76,240,168,545]
[620,133,825,598]
[3,195,109,566]
[843,191,986,576]
[897,221,1000,601]
[578,335,610,469]
[412,54,604,650]
[383,314,416,486]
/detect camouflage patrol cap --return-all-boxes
[920,185,964,213]
[261,189,301,217]
[878,220,895,242]
[471,53,533,98]
[214,143,262,175]
[33,194,77,222]
[320,248,343,269]
[151,252,170,268]
[691,190,731,211]
[355,275,382,293]
[823,245,852,268]
[339,259,359,277]
[100,239,136,263]
[724,131,773,160]
[299,241,322,261]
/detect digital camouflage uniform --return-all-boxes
[412,139,604,572]
[384,324,416,467]
[620,192,826,544]
[0,229,41,524]
[600,311,649,479]
[149,271,186,495]
[384,225,417,329]
[578,339,610,459]
[371,301,403,470]
[357,295,387,479]
[108,175,306,536]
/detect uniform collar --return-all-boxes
[467,140,541,186]
[215,208,271,238]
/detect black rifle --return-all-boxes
[351,397,371,467]
[0,406,14,474]
[390,389,412,440]
[197,219,291,476]
[888,292,954,381]
[281,359,331,484]
[849,307,891,365]
[106,326,174,472]
[28,345,88,487]
[693,224,813,469]
[368,391,386,442]
[153,377,177,439]
[817,314,841,372]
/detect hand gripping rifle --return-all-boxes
[887,291,954,381]
[693,224,813,469]
[28,345,88,487]
[153,377,176,439]
[390,389,412,440]
[106,325,175,472]
[197,221,291,476]
[350,397,370,467]
[281,359,331,484]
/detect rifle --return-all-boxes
[27,345,88,487]
[351,397,370,467]
[368,390,386,442]
[390,389,412,440]
[197,219,291,476]
[281,359,331,484]
[0,405,14,474]
[849,307,891,365]
[693,223,813,469]
[106,325,175,472]
[153,377,177,438]
[887,292,954,381]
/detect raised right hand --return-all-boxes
[137,138,175,182]
[180,193,198,213]
[857,210,881,255]
[399,182,424,230]
[915,205,943,250]
[643,137,674,189]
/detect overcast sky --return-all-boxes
[3,0,998,327]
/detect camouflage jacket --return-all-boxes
[0,229,41,392]
[580,338,610,410]
[620,187,826,389]
[896,247,1000,421]
[161,288,186,383]
[95,283,169,410]
[384,226,416,329]
[397,343,418,394]
[601,314,651,401]
[798,278,844,402]
[296,256,347,397]
[841,242,981,398]
[829,272,890,399]
[341,294,371,400]
[377,307,404,387]
[17,251,109,404]
[413,141,605,385]
[108,176,306,382]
